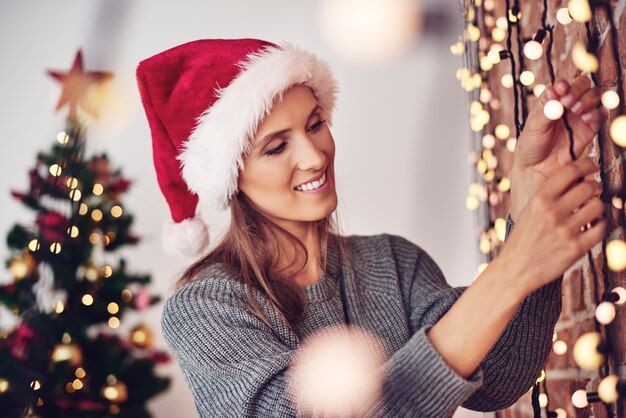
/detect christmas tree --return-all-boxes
[0,50,171,418]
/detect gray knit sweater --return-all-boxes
[161,217,562,417]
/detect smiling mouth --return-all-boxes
[294,171,327,191]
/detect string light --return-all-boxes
[601,90,620,110]
[79,203,89,215]
[495,124,510,139]
[556,7,573,25]
[56,131,70,144]
[606,239,626,271]
[50,242,62,254]
[69,189,82,202]
[524,30,547,60]
[544,100,564,120]
[572,42,598,72]
[572,332,604,370]
[49,164,62,177]
[609,115,626,146]
[611,286,626,304]
[571,389,589,408]
[66,177,78,189]
[28,238,40,252]
[553,340,567,355]
[533,84,546,97]
[107,302,119,314]
[519,70,536,86]
[594,301,616,325]
[567,0,592,23]
[82,294,94,306]
[501,73,514,88]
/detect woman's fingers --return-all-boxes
[564,196,605,232]
[581,107,609,124]
[558,179,602,215]
[560,76,593,108]
[575,216,608,254]
[540,158,600,199]
[570,87,602,115]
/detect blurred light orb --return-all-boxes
[501,74,514,88]
[495,124,510,139]
[482,134,496,149]
[557,7,573,25]
[598,375,619,403]
[572,42,598,73]
[601,90,620,110]
[288,325,385,416]
[539,393,548,408]
[555,408,567,418]
[496,16,508,29]
[507,137,517,152]
[544,100,564,120]
[319,0,421,64]
[595,301,616,325]
[520,70,536,86]
[553,340,568,355]
[573,332,604,370]
[534,84,546,97]
[610,115,626,147]
[524,40,544,60]
[568,0,592,22]
[611,286,626,305]
[572,389,588,408]
[606,239,626,271]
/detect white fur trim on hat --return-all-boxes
[178,42,338,211]
[162,217,210,258]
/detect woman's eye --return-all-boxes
[264,142,287,156]
[308,119,326,133]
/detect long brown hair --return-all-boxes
[177,191,348,332]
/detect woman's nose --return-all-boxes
[295,134,326,171]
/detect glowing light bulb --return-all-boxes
[524,40,543,60]
[496,16,507,29]
[539,393,548,408]
[572,42,598,73]
[450,42,464,55]
[595,301,616,324]
[497,177,511,192]
[69,189,81,202]
[572,389,588,408]
[482,134,496,149]
[598,375,619,403]
[91,209,103,222]
[492,28,506,42]
[28,239,40,252]
[49,164,62,177]
[573,332,604,370]
[606,239,626,271]
[501,74,514,88]
[611,287,626,305]
[57,131,70,144]
[82,294,94,306]
[533,84,546,97]
[556,7,573,25]
[507,137,517,152]
[520,70,535,86]
[108,317,120,328]
[553,340,568,355]
[50,242,62,254]
[536,369,546,383]
[544,100,564,120]
[554,407,567,418]
[610,115,626,147]
[568,0,591,22]
[601,91,620,110]
[495,124,510,139]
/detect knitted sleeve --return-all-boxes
[161,276,484,418]
[396,213,562,412]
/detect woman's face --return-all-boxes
[238,84,337,229]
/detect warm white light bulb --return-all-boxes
[610,115,626,147]
[539,393,548,408]
[553,340,568,355]
[611,286,626,305]
[556,7,573,25]
[482,134,496,149]
[568,0,592,22]
[595,301,616,325]
[544,100,564,120]
[572,42,598,73]
[520,70,536,86]
[534,84,546,97]
[601,90,620,110]
[495,124,510,139]
[606,239,626,271]
[524,40,543,60]
[501,74,514,88]
[506,137,517,152]
[572,389,589,408]
[598,375,619,403]
[554,407,567,418]
[496,16,508,29]
[573,332,604,370]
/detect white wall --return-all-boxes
[0,1,491,417]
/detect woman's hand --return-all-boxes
[509,75,609,223]
[499,157,607,296]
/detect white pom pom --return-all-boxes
[162,217,209,258]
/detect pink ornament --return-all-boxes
[134,288,151,310]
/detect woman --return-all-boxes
[137,39,608,417]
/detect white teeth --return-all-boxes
[296,173,327,191]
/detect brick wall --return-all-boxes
[478,0,626,417]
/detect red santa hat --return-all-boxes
[136,39,338,258]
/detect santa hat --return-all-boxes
[136,39,338,258]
